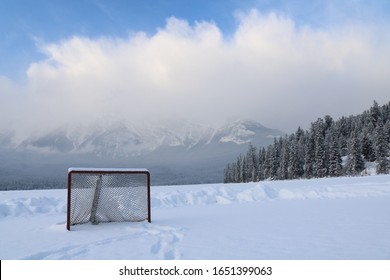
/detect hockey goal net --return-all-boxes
[67,168,151,230]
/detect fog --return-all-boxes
[1,10,390,141]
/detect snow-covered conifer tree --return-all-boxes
[370,100,381,128]
[328,132,342,177]
[257,147,266,181]
[361,129,375,162]
[246,143,258,182]
[304,133,315,178]
[375,118,389,174]
[346,129,365,175]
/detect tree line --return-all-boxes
[0,178,66,191]
[224,101,390,183]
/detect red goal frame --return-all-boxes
[67,168,151,230]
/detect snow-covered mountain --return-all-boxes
[0,119,283,187]
[14,119,283,158]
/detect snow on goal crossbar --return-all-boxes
[67,168,151,230]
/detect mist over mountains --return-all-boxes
[0,119,283,190]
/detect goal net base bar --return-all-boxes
[67,168,151,231]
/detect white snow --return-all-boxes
[219,121,256,144]
[1,175,390,260]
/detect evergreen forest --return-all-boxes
[224,101,390,183]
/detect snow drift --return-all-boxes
[1,175,390,259]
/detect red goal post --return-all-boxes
[67,168,151,230]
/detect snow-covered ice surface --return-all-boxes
[1,175,390,260]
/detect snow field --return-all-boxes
[1,175,390,259]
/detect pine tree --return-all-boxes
[279,136,290,180]
[223,164,229,183]
[375,118,389,174]
[361,130,375,161]
[257,147,266,181]
[370,100,381,127]
[304,133,315,178]
[315,131,327,177]
[312,118,327,178]
[241,155,249,183]
[235,156,242,183]
[270,139,280,180]
[346,130,365,175]
[246,143,258,182]
[384,120,390,144]
[328,132,342,177]
[289,134,302,179]
[231,162,237,183]
[324,115,334,131]
[336,116,350,157]
[296,130,306,177]
[264,145,272,179]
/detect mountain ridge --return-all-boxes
[10,119,283,157]
[0,119,284,188]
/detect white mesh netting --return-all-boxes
[68,170,150,229]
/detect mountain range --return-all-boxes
[0,119,283,189]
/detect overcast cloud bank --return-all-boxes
[1,9,390,141]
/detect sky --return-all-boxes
[1,0,390,139]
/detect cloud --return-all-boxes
[2,9,390,141]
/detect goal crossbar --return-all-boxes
[67,168,151,230]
